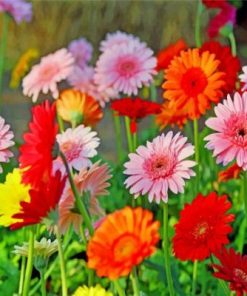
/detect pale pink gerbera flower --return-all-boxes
[239,66,247,92]
[0,116,14,173]
[58,161,111,234]
[124,132,196,203]
[94,40,157,96]
[205,92,247,170]
[23,48,74,102]
[54,124,100,173]
[68,38,93,69]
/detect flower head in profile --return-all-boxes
[111,97,161,133]
[23,48,74,102]
[205,92,247,170]
[73,284,113,296]
[56,89,103,127]
[239,66,247,92]
[218,163,242,183]
[163,48,225,120]
[124,132,195,203]
[0,116,14,173]
[0,0,32,23]
[87,206,160,279]
[173,192,234,261]
[68,38,93,69]
[94,40,157,96]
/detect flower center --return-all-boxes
[225,113,247,147]
[192,222,209,239]
[61,141,82,162]
[234,268,247,282]
[40,63,59,81]
[113,234,139,261]
[118,58,137,78]
[180,67,208,97]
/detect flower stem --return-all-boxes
[18,256,26,295]
[193,119,200,192]
[132,132,137,151]
[192,260,198,296]
[40,271,47,296]
[163,203,175,296]
[22,227,35,296]
[57,114,64,132]
[195,0,203,47]
[150,83,157,102]
[113,280,126,296]
[130,267,140,296]
[125,116,133,152]
[56,226,67,296]
[112,111,124,163]
[228,32,237,57]
[242,172,247,219]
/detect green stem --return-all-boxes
[40,271,47,296]
[195,0,203,47]
[18,256,26,295]
[132,132,137,151]
[210,256,229,296]
[163,203,175,296]
[112,112,124,163]
[22,227,35,296]
[0,13,9,102]
[193,119,200,192]
[228,32,237,57]
[150,83,157,102]
[192,260,198,296]
[125,117,133,152]
[57,114,64,132]
[113,280,126,296]
[242,172,247,218]
[130,268,140,296]
[56,227,67,296]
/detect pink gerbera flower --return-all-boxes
[205,92,247,170]
[124,132,196,203]
[55,125,100,173]
[68,38,93,69]
[0,116,14,173]
[239,66,247,92]
[94,40,157,96]
[23,48,74,102]
[0,0,32,24]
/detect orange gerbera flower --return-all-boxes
[163,49,225,119]
[87,206,160,279]
[56,89,103,127]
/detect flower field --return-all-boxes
[0,0,247,295]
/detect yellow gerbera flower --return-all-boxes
[73,285,113,296]
[0,169,30,226]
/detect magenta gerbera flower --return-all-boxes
[239,66,247,92]
[0,116,14,173]
[94,40,157,96]
[205,92,247,170]
[68,38,93,69]
[23,48,74,102]
[0,0,32,24]
[124,132,196,203]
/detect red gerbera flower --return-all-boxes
[212,248,247,296]
[173,192,234,261]
[200,41,240,95]
[218,163,242,183]
[19,100,58,188]
[111,97,161,133]
[11,171,66,230]
[202,0,226,9]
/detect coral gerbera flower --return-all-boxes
[73,285,113,296]
[239,66,247,92]
[124,132,195,203]
[111,97,161,133]
[0,116,14,173]
[23,48,74,102]
[19,100,58,188]
[56,89,103,127]
[212,248,247,296]
[218,163,242,183]
[163,48,225,120]
[200,41,240,95]
[205,92,247,170]
[173,192,234,261]
[0,0,32,23]
[87,206,160,279]
[68,38,93,69]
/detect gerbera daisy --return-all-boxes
[56,89,103,127]
[68,38,93,69]
[0,116,14,173]
[218,163,242,183]
[94,40,157,96]
[212,248,247,296]
[200,41,240,95]
[73,285,113,296]
[163,48,225,119]
[205,92,247,170]
[202,0,226,9]
[173,192,234,261]
[0,0,32,23]
[156,39,187,71]
[54,125,100,173]
[239,66,247,92]
[19,100,58,188]
[124,132,195,203]
[87,206,160,279]
[23,48,74,102]
[111,97,161,133]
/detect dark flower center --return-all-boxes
[193,222,209,239]
[234,268,247,282]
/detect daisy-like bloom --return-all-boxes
[0,116,14,173]
[0,169,30,227]
[73,284,113,296]
[23,48,74,102]
[56,89,103,127]
[173,192,234,261]
[11,171,66,229]
[218,163,242,183]
[94,40,157,96]
[239,66,247,92]
[200,41,240,95]
[87,206,160,279]
[111,97,161,133]
[19,100,58,188]
[212,248,247,296]
[55,125,100,173]
[68,38,93,69]
[163,48,225,120]
[0,0,32,23]
[205,92,247,170]
[156,39,187,71]
[124,132,195,203]
[59,161,111,234]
